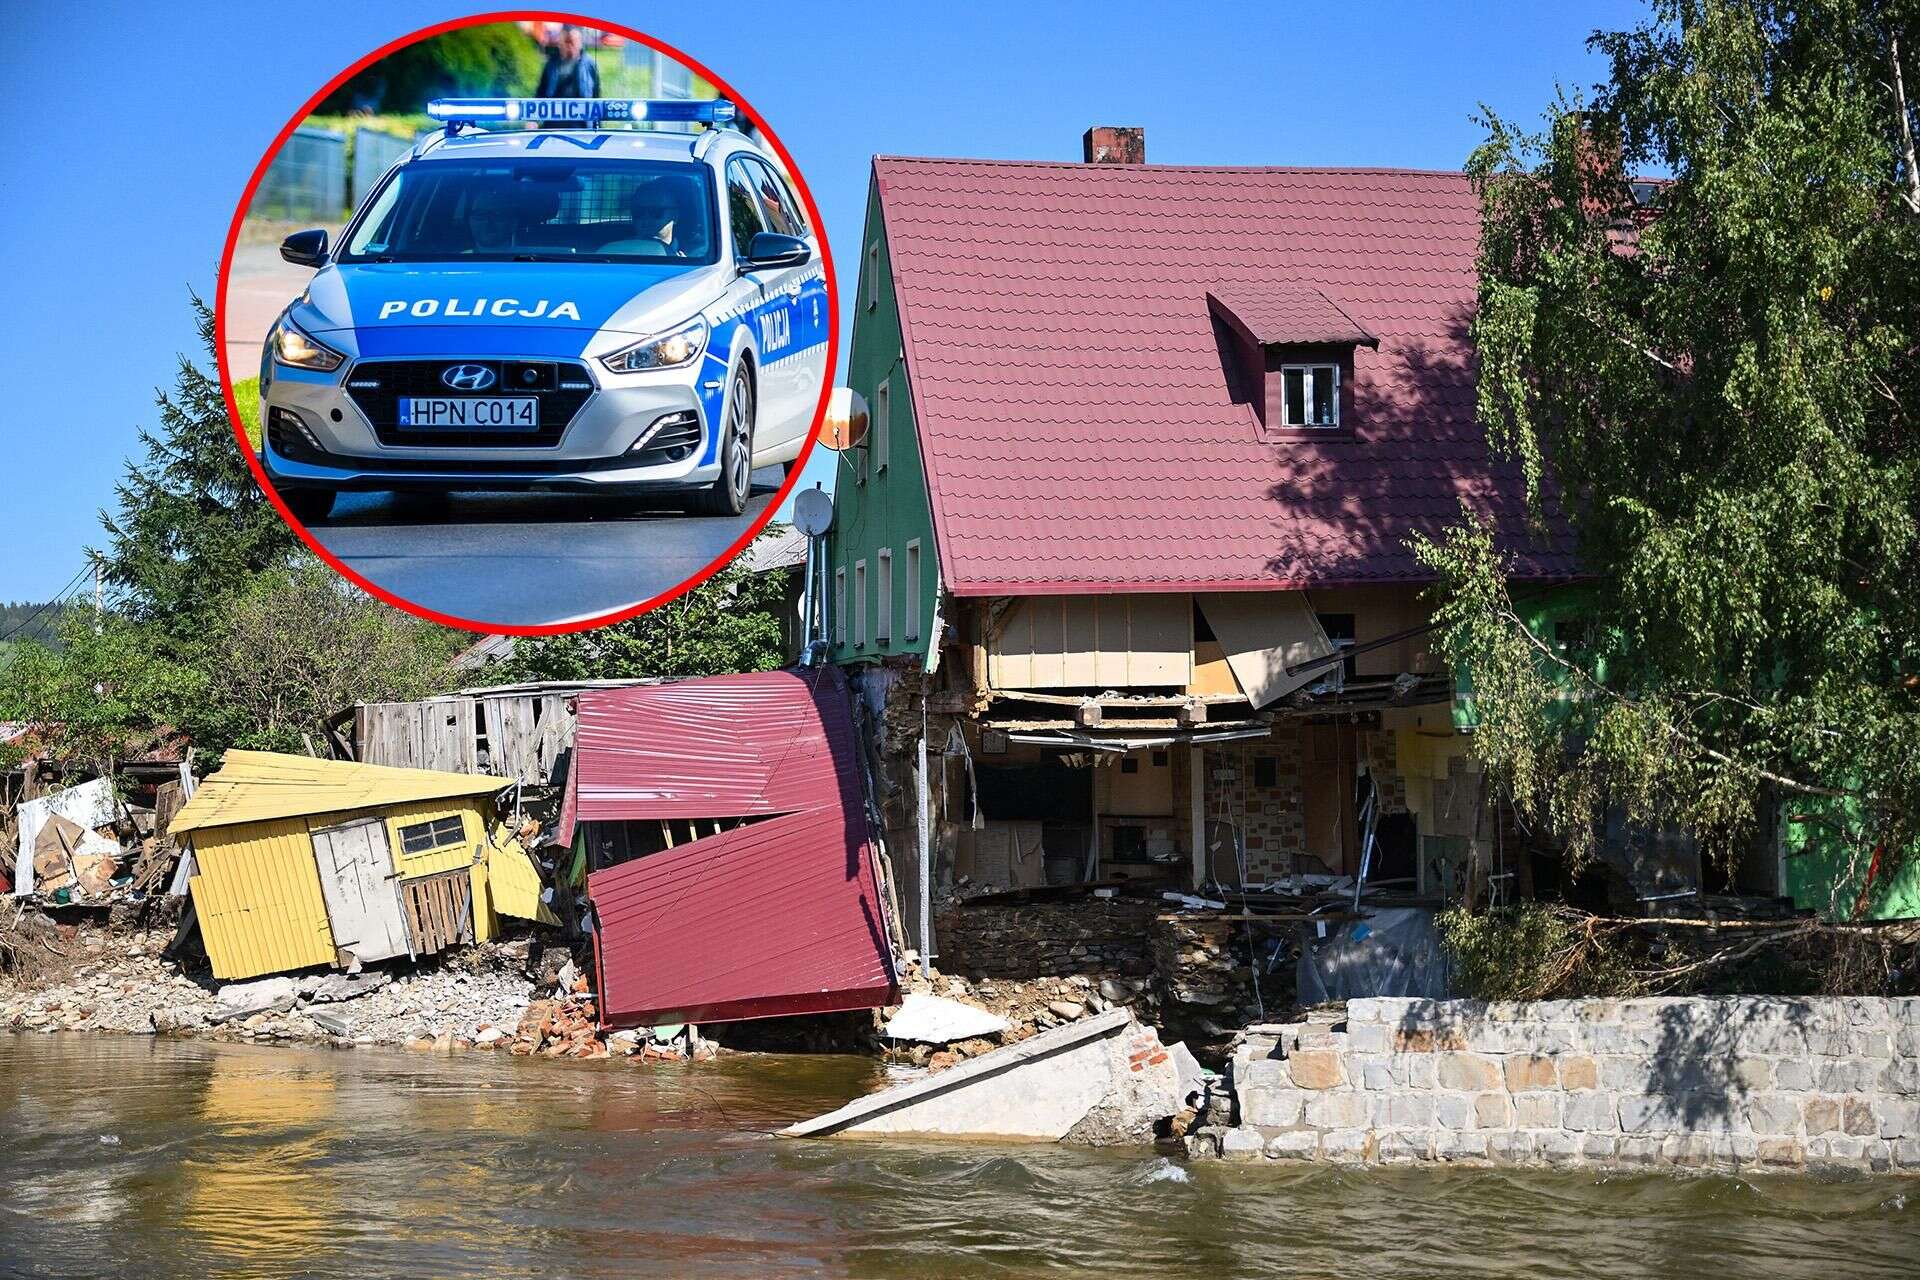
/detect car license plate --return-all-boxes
[398,397,537,429]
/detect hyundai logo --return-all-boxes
[441,364,497,392]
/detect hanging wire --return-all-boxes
[0,561,95,644]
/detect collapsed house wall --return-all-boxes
[1201,996,1920,1175]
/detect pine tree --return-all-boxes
[95,295,297,635]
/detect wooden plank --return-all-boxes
[1126,595,1193,686]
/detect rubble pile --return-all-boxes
[885,964,1162,1069]
[933,899,1156,980]
[508,996,713,1061]
[1152,914,1262,1022]
[1,928,540,1048]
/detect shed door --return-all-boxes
[311,818,411,966]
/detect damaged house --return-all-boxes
[169,751,556,981]
[824,130,1587,973]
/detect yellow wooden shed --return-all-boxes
[170,750,558,981]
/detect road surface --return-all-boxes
[308,473,783,627]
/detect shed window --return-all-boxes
[1281,364,1339,428]
[398,814,466,856]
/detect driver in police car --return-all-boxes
[628,179,699,257]
[463,184,522,254]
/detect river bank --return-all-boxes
[0,914,547,1053]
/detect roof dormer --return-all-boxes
[1207,286,1377,439]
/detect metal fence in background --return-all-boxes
[350,128,415,210]
[251,126,346,221]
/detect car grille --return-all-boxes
[344,359,595,447]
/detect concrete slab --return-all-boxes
[782,1010,1181,1145]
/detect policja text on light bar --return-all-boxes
[425,98,739,128]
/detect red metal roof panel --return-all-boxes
[576,666,897,1026]
[872,157,1577,594]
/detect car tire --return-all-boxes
[689,367,753,518]
[279,488,336,524]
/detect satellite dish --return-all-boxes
[820,387,868,450]
[794,487,834,536]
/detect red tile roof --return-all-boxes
[574,667,897,1026]
[873,157,1577,594]
[1207,285,1376,348]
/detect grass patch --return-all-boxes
[231,376,262,451]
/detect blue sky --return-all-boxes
[0,0,1646,603]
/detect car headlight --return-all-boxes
[601,317,708,373]
[272,320,345,372]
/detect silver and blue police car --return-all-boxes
[258,97,828,522]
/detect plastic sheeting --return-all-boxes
[13,778,117,897]
[1296,907,1450,1004]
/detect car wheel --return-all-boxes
[689,367,753,517]
[279,488,336,524]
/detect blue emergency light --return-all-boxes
[426,97,739,129]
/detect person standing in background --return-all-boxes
[536,25,599,100]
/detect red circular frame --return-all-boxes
[215,10,836,636]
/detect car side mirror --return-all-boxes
[280,229,330,269]
[742,232,810,271]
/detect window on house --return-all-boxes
[904,540,922,642]
[834,568,847,645]
[1281,364,1340,428]
[854,559,868,646]
[865,240,880,310]
[397,814,466,856]
[877,548,893,644]
[1317,612,1358,681]
[874,378,891,473]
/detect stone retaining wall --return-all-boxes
[934,901,1156,980]
[1200,996,1920,1176]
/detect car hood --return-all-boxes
[291,260,726,360]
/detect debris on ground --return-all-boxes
[883,993,1011,1044]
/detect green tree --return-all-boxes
[206,562,464,753]
[1418,1,1920,879]
[0,613,203,773]
[96,296,297,637]
[317,26,544,114]
[497,564,791,683]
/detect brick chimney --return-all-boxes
[1082,126,1145,164]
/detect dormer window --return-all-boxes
[1281,363,1339,428]
[1206,285,1376,439]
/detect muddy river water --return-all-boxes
[2,1033,1917,1278]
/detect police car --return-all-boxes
[258,97,828,522]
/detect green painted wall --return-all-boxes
[825,172,940,665]
[1782,795,1920,921]
[1451,582,1601,731]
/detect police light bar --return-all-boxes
[426,98,738,127]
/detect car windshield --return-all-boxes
[338,158,719,265]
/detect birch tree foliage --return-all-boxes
[1417,0,1920,873]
